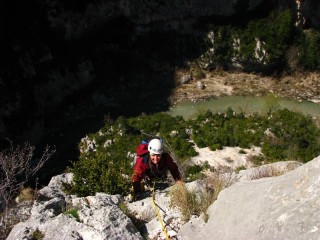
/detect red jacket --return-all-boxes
[132,153,181,193]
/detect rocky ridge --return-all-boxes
[7,157,311,240]
[6,173,143,240]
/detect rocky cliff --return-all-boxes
[7,156,320,239]
[1,0,319,182]
[179,155,320,240]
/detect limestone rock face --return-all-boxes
[6,157,319,240]
[126,182,188,239]
[179,156,320,240]
[6,173,143,240]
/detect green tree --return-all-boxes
[213,26,234,68]
[298,29,320,70]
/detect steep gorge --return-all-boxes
[1,0,319,182]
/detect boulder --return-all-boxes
[196,81,205,90]
[180,75,192,84]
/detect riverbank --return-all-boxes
[169,70,320,104]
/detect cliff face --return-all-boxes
[7,157,317,240]
[179,155,320,240]
[1,0,319,180]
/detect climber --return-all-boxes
[132,138,182,200]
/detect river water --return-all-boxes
[167,96,320,119]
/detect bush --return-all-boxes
[0,142,55,238]
[190,109,265,151]
[211,25,234,68]
[298,29,320,70]
[169,184,201,221]
[185,164,208,181]
[237,9,294,71]
[202,9,297,72]
[262,109,320,162]
[190,108,320,163]
[170,171,232,222]
[65,208,80,222]
[32,228,45,240]
[67,137,134,196]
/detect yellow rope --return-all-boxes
[151,182,170,240]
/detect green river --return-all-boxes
[167,96,320,119]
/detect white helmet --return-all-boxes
[148,139,163,155]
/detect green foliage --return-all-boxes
[185,162,210,181]
[190,108,320,163]
[169,137,197,161]
[67,107,320,197]
[262,109,320,162]
[31,228,45,240]
[263,10,294,62]
[192,66,206,80]
[186,165,203,180]
[237,21,259,64]
[250,155,267,166]
[298,29,320,70]
[65,208,80,222]
[202,9,301,72]
[68,137,134,196]
[237,9,294,70]
[191,108,264,150]
[235,165,246,173]
[67,121,141,196]
[169,184,202,221]
[68,113,197,197]
[212,25,234,68]
[239,149,246,154]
